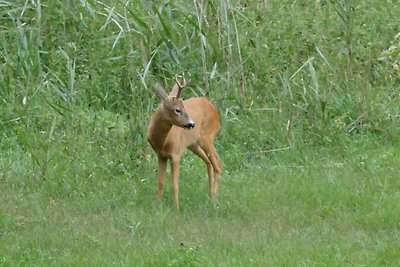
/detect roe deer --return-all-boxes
[147,76,222,210]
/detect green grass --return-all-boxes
[1,138,400,266]
[1,0,400,266]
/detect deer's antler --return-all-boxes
[174,74,190,99]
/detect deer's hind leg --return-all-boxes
[200,142,222,198]
[188,144,214,199]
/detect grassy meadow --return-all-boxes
[1,0,400,265]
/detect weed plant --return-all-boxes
[1,0,400,266]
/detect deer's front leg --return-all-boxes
[157,157,168,201]
[170,156,180,210]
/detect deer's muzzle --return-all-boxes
[184,121,195,129]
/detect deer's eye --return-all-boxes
[175,108,182,114]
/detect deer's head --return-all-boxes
[154,76,195,130]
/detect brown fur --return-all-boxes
[147,83,222,210]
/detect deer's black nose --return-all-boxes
[185,122,195,129]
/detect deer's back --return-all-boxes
[166,97,220,151]
[184,97,220,134]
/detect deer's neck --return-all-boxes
[147,108,173,152]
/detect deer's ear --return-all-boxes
[169,83,180,97]
[154,83,168,101]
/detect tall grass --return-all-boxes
[2,1,398,152]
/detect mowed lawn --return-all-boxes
[1,135,399,266]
